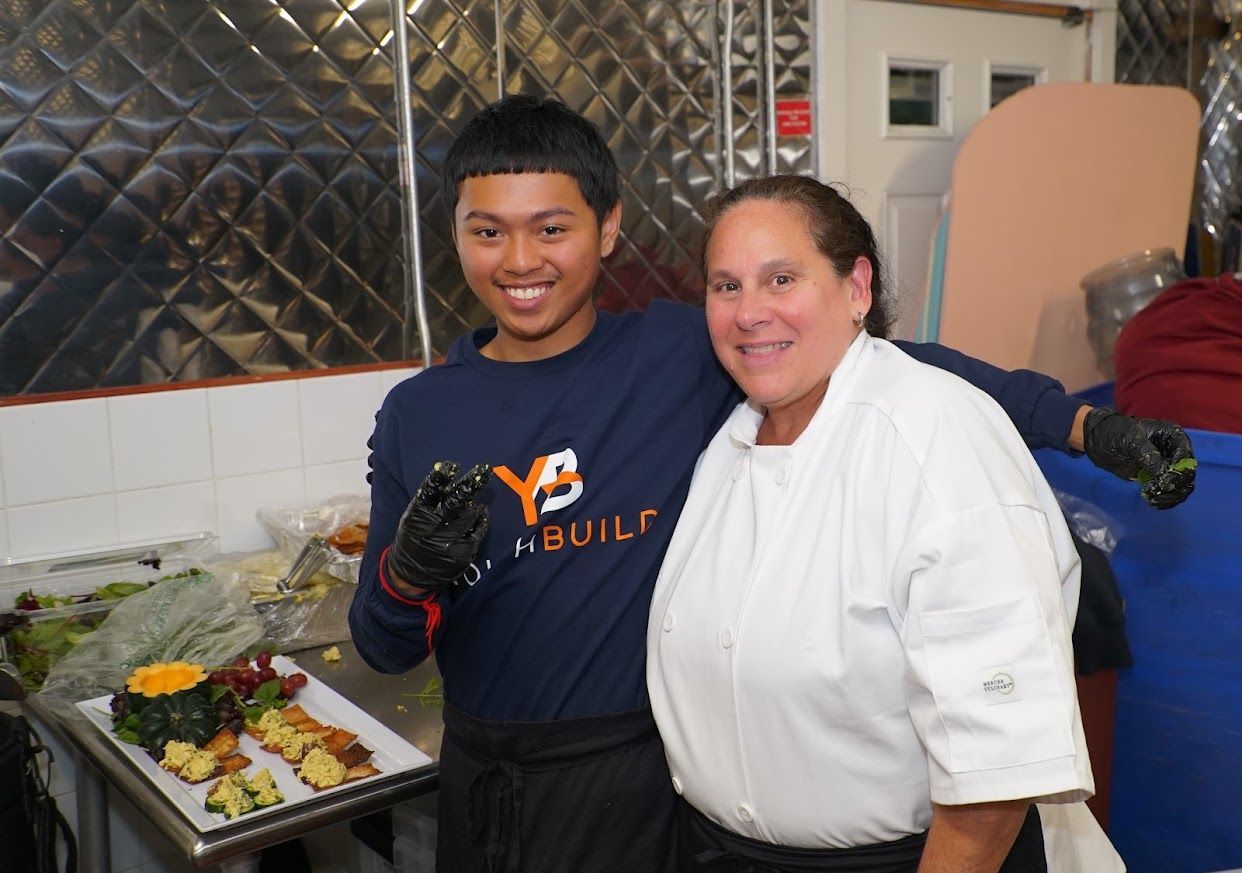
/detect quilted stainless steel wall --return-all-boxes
[1117,0,1192,85]
[0,0,408,394]
[0,0,815,395]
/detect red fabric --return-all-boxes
[595,244,701,313]
[378,545,442,651]
[1113,273,1242,434]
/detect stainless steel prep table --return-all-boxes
[23,641,444,871]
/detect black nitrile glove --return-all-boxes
[386,460,491,591]
[1082,407,1196,510]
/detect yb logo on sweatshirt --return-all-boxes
[493,448,583,525]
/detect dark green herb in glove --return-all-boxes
[386,460,491,592]
[1082,408,1196,510]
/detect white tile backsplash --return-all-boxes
[0,398,114,506]
[117,481,217,544]
[7,495,118,558]
[305,459,371,505]
[215,469,306,552]
[379,366,421,399]
[109,389,213,491]
[208,380,303,478]
[0,370,391,562]
[299,371,384,465]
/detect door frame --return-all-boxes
[816,0,1116,180]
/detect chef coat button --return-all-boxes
[731,462,745,482]
[737,804,754,823]
[775,466,788,485]
[671,776,683,795]
[662,613,675,632]
[719,627,733,649]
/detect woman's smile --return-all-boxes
[737,340,794,358]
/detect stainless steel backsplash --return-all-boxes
[0,0,814,395]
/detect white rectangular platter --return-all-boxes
[75,655,433,832]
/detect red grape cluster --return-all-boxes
[207,651,308,702]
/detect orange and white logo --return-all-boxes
[494,448,584,526]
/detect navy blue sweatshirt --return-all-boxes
[349,301,1080,721]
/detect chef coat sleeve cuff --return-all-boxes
[928,756,1094,807]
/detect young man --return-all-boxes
[349,95,1194,873]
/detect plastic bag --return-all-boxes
[257,494,369,584]
[1054,489,1123,556]
[37,572,264,704]
[205,550,354,652]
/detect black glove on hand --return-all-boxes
[1082,407,1196,510]
[386,460,491,592]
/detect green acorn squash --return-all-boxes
[136,692,217,752]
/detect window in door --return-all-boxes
[986,64,1045,111]
[885,57,953,139]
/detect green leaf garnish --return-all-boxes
[253,678,282,705]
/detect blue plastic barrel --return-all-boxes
[1033,385,1242,873]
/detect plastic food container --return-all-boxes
[0,533,217,692]
[204,549,355,651]
[257,494,369,584]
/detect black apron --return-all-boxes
[677,799,1047,873]
[436,703,677,873]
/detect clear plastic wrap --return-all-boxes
[37,572,264,704]
[0,535,218,693]
[205,550,354,652]
[257,494,369,584]
[1054,490,1123,556]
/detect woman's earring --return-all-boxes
[853,311,865,328]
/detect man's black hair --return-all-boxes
[441,95,621,226]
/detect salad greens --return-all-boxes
[211,676,286,724]
[3,569,205,692]
[1135,457,1198,484]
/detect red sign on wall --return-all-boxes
[775,99,813,137]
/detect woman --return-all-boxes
[647,175,1122,872]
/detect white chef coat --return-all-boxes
[648,332,1118,869]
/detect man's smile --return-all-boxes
[499,282,554,301]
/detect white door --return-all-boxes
[816,0,1099,340]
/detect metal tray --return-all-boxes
[74,655,432,832]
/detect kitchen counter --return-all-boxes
[23,641,444,870]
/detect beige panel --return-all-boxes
[938,83,1199,391]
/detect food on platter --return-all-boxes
[155,728,251,784]
[110,652,309,754]
[245,704,378,782]
[132,680,217,749]
[295,747,381,791]
[204,768,286,818]
[159,740,198,773]
[86,651,406,829]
